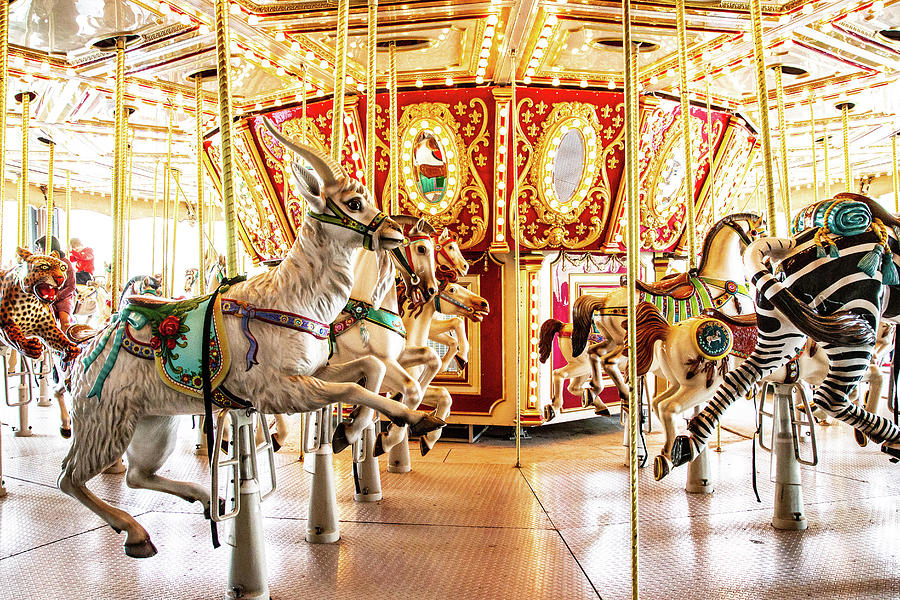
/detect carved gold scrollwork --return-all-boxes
[515,100,620,249]
[383,101,489,248]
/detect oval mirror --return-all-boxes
[553,129,585,204]
[413,131,448,204]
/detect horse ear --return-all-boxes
[16,247,31,262]
[413,218,427,235]
[439,228,451,242]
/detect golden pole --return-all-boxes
[163,105,173,290]
[195,74,206,295]
[16,91,36,249]
[705,70,715,222]
[675,0,696,267]
[389,42,399,214]
[749,0,777,235]
[124,109,134,280]
[823,126,830,199]
[838,101,853,193]
[0,0,8,263]
[366,0,377,186]
[40,138,54,254]
[109,36,126,311]
[214,0,240,278]
[65,170,71,250]
[170,169,180,296]
[301,63,308,146]
[152,160,159,275]
[773,65,791,223]
[893,133,898,213]
[808,90,818,205]
[331,0,350,163]
[511,51,521,469]
[623,2,640,597]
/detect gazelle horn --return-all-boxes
[262,119,344,186]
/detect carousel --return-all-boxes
[0,0,898,598]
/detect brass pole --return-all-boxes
[195,75,206,295]
[773,65,791,223]
[705,70,715,222]
[152,160,159,274]
[366,0,377,187]
[893,134,898,213]
[65,170,71,250]
[109,36,126,311]
[331,0,350,163]
[838,102,853,193]
[16,91,36,249]
[511,50,521,469]
[162,105,172,292]
[809,90,818,205]
[214,0,239,277]
[675,0,697,266]
[389,42,399,214]
[749,0,777,235]
[301,63,308,146]
[823,127,830,199]
[124,109,134,280]
[623,0,641,596]
[0,0,8,265]
[170,169,180,296]
[41,138,54,254]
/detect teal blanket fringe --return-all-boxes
[82,308,148,400]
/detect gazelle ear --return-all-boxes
[290,162,327,214]
[16,247,31,262]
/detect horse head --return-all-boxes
[263,119,403,253]
[390,215,438,305]
[433,228,468,280]
[720,212,766,248]
[436,281,489,322]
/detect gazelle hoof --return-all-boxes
[124,539,158,559]
[271,434,282,453]
[543,405,556,422]
[853,428,868,448]
[408,411,446,437]
[670,436,693,468]
[332,422,351,454]
[653,455,672,481]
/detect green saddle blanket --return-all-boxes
[84,293,231,399]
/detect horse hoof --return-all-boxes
[332,423,351,454]
[124,539,158,559]
[408,412,446,437]
[454,355,468,370]
[581,391,592,409]
[420,438,433,457]
[543,405,555,422]
[594,407,611,417]
[271,434,282,453]
[881,443,900,462]
[653,455,671,481]
[60,427,71,439]
[670,436,693,468]
[854,429,868,448]
[372,433,386,457]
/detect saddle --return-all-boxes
[702,308,757,359]
[621,272,696,300]
[702,309,757,328]
[125,294,177,308]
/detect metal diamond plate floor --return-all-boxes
[2,396,899,599]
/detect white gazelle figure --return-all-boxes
[57,122,444,558]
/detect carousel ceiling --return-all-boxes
[2,0,899,215]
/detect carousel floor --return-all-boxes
[1,395,898,599]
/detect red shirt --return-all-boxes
[70,247,94,274]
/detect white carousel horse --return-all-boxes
[397,277,489,453]
[73,281,111,328]
[646,309,893,479]
[538,319,611,422]
[57,126,444,558]
[328,215,441,455]
[570,213,766,400]
[426,229,471,370]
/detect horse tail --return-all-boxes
[744,237,876,346]
[630,302,670,376]
[572,294,605,357]
[538,319,564,363]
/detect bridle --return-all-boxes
[434,285,474,314]
[307,197,389,251]
[722,216,765,247]
[391,230,432,286]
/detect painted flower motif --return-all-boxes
[149,336,161,350]
[165,338,177,349]
[159,315,181,337]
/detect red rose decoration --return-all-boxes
[159,316,181,337]
[149,336,161,349]
[165,338,177,349]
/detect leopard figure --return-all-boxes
[0,247,80,362]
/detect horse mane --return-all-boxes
[623,302,670,377]
[539,319,564,363]
[572,294,606,357]
[696,212,760,273]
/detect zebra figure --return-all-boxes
[667,193,900,475]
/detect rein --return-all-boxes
[391,231,432,286]
[307,197,388,251]
[435,289,472,314]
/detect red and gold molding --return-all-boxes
[490,88,512,253]
[522,256,543,413]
